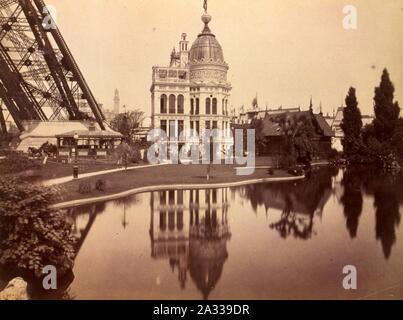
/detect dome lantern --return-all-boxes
[189,7,225,64]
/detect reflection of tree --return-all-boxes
[269,194,314,240]
[357,169,402,259]
[374,190,400,259]
[341,169,363,238]
[241,168,335,240]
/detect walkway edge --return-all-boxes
[42,163,169,186]
[51,175,305,209]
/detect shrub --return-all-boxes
[288,167,305,176]
[129,147,142,163]
[78,181,92,194]
[328,148,340,161]
[113,142,149,164]
[0,152,39,174]
[95,179,106,192]
[0,177,76,278]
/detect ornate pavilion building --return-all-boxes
[150,6,232,150]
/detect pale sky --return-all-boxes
[50,0,403,117]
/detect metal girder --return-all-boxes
[0,0,106,130]
[34,0,106,128]
[0,101,7,133]
[0,81,24,131]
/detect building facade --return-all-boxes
[150,9,232,152]
[329,107,374,152]
[233,108,334,160]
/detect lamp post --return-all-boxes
[73,132,79,179]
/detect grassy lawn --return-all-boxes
[3,159,139,182]
[1,156,279,183]
[1,153,298,205]
[56,164,292,203]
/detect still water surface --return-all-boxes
[63,167,403,299]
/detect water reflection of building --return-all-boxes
[149,188,231,299]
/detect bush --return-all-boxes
[128,147,142,164]
[95,179,106,192]
[113,142,142,164]
[0,177,76,278]
[328,148,340,161]
[78,181,92,194]
[288,167,305,176]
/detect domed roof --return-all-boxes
[189,13,225,64]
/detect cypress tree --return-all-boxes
[341,87,363,156]
[373,69,400,142]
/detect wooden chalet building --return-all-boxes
[234,109,334,160]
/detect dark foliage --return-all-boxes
[0,177,76,278]
[341,87,363,156]
[0,151,39,174]
[95,179,106,192]
[78,181,92,194]
[373,69,400,143]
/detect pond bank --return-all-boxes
[50,164,305,208]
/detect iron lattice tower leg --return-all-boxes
[0,0,106,130]
[0,100,7,134]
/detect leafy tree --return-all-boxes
[373,69,400,143]
[275,113,316,167]
[110,109,145,141]
[250,118,266,155]
[0,178,76,278]
[390,119,403,163]
[113,141,142,165]
[340,87,363,157]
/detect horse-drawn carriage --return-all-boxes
[28,142,57,159]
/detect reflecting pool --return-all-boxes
[39,168,403,299]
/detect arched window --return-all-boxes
[169,94,176,114]
[190,98,194,115]
[160,94,167,114]
[212,98,217,115]
[196,98,200,114]
[177,95,184,114]
[206,98,211,115]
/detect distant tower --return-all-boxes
[114,89,120,114]
[179,33,189,67]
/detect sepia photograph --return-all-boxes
[0,0,403,306]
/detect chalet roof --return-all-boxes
[261,119,282,136]
[314,114,334,137]
[55,129,123,139]
[240,107,301,118]
[260,110,334,137]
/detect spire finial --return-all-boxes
[201,0,212,31]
